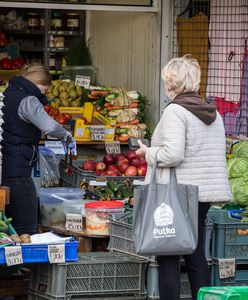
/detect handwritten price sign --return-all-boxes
[5,246,23,266]
[75,75,91,89]
[65,214,83,232]
[90,126,105,141]
[105,141,121,154]
[48,244,65,263]
[218,258,235,279]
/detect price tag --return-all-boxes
[90,126,105,141]
[105,141,121,154]
[5,246,23,266]
[45,141,66,155]
[75,75,91,89]
[65,214,83,232]
[218,258,236,279]
[48,244,65,263]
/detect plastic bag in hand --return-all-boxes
[39,146,61,187]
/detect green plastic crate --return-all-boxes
[198,287,248,300]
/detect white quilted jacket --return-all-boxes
[145,103,232,203]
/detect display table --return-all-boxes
[39,225,109,253]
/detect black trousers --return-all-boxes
[2,177,38,235]
[157,202,211,300]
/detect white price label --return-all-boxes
[90,126,105,141]
[5,246,23,266]
[75,75,91,88]
[218,258,236,279]
[45,141,66,155]
[48,244,65,263]
[65,214,83,232]
[105,141,121,154]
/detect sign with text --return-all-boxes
[48,244,65,263]
[90,126,105,141]
[65,214,83,232]
[218,258,235,279]
[5,246,23,266]
[75,75,91,89]
[105,141,121,154]
[45,140,66,155]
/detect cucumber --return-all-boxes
[119,186,133,198]
[105,187,115,198]
[107,181,118,192]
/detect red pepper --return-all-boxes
[11,57,25,70]
[0,57,12,70]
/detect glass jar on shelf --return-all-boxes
[51,11,63,30]
[66,12,80,31]
[27,12,40,30]
[49,53,56,71]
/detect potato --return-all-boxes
[10,234,22,243]
[20,234,31,244]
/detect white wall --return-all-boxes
[86,7,161,124]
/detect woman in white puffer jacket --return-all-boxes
[136,55,232,300]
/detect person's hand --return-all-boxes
[66,132,72,145]
[135,140,148,157]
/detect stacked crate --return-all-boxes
[207,208,248,286]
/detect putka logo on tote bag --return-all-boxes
[153,203,176,238]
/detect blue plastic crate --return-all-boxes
[212,222,248,261]
[211,260,248,286]
[0,240,78,265]
[206,208,244,224]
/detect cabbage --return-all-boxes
[228,158,248,178]
[229,177,248,206]
[234,141,248,158]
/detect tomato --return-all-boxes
[44,104,51,113]
[11,57,25,70]
[55,115,66,125]
[49,107,60,117]
[0,57,12,70]
[62,113,72,120]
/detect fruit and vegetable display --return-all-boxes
[0,210,31,246]
[80,150,147,177]
[45,80,151,142]
[46,80,83,108]
[43,104,72,125]
[227,141,248,209]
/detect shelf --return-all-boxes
[6,29,44,35]
[49,70,64,75]
[0,1,159,12]
[48,47,68,53]
[20,46,44,52]
[48,30,83,36]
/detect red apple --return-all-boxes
[107,165,119,172]
[81,160,96,171]
[117,157,129,167]
[106,170,120,176]
[127,150,137,161]
[95,169,102,176]
[130,157,141,168]
[103,154,115,165]
[125,165,138,176]
[139,157,146,165]
[119,161,130,173]
[115,153,126,161]
[137,164,147,176]
[95,161,106,171]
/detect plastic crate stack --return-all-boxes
[108,211,213,300]
[207,208,248,287]
[0,92,3,185]
[29,252,147,300]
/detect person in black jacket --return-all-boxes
[1,63,71,235]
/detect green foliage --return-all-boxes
[137,93,154,139]
[66,37,92,66]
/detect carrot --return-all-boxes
[104,102,112,108]
[88,94,99,100]
[128,102,138,108]
[99,91,109,96]
[116,119,139,127]
[118,135,129,142]
[107,103,139,110]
